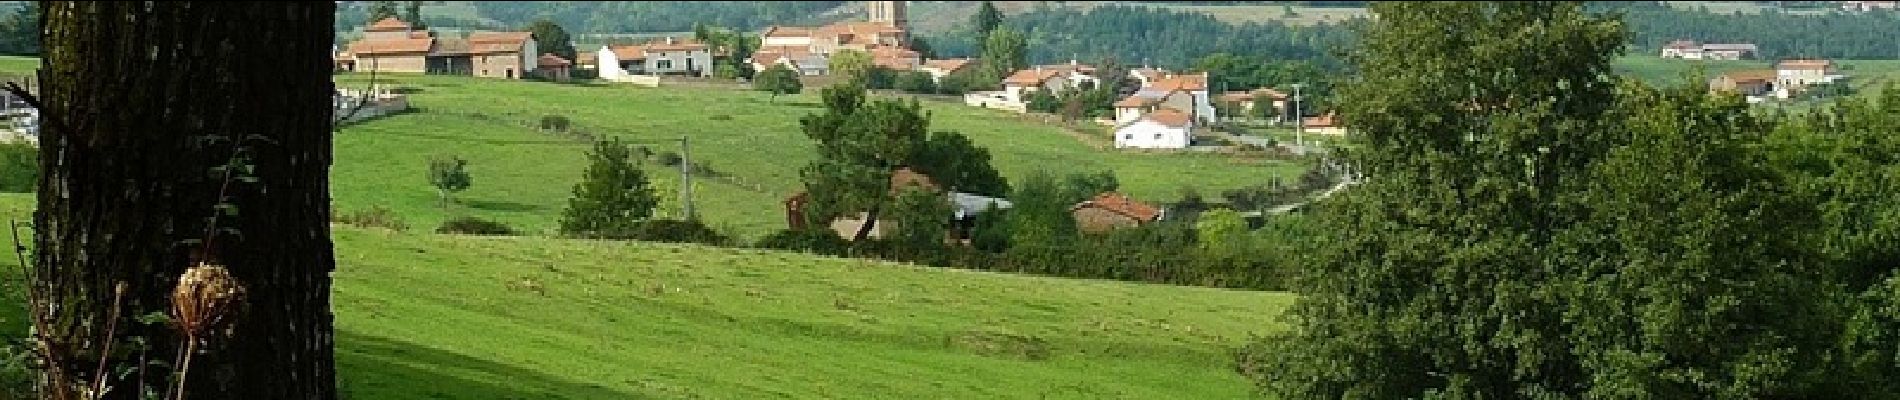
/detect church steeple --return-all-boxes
[867,1,907,29]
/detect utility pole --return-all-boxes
[1291,83,1304,154]
[679,136,696,221]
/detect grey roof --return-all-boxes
[1701,43,1758,52]
[949,191,1011,218]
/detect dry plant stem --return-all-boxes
[90,282,128,399]
[169,338,197,400]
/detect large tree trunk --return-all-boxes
[31,2,336,399]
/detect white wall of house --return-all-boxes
[1114,120,1191,149]
[1115,106,1145,124]
[1065,73,1100,90]
[643,50,713,76]
[521,40,539,73]
[1004,84,1031,104]
[596,46,627,79]
[1190,90,1217,124]
[763,36,812,47]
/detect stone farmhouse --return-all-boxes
[337,18,539,79]
[748,1,922,76]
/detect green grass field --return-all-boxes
[0,193,1292,399]
[325,72,1302,240]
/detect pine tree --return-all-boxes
[560,138,658,239]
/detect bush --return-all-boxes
[333,205,408,231]
[539,114,571,132]
[0,343,30,400]
[0,142,35,193]
[896,70,937,94]
[436,216,516,235]
[626,219,731,246]
[756,228,852,255]
[654,151,682,167]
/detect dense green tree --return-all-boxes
[886,186,953,255]
[427,155,472,209]
[559,138,659,239]
[0,142,33,192]
[895,70,937,94]
[972,1,1003,54]
[1061,170,1119,204]
[753,64,803,102]
[527,18,576,62]
[1024,88,1059,114]
[1251,2,1632,397]
[978,27,1027,86]
[910,132,1010,197]
[796,82,927,241]
[404,1,426,29]
[1000,171,1076,249]
[909,36,937,60]
[366,1,400,24]
[829,49,875,84]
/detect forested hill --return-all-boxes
[335,1,851,34]
[1595,1,1900,60]
[927,4,1362,70]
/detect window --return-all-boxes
[1153,134,1162,140]
[1123,134,1133,140]
[657,59,673,70]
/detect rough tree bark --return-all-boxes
[31,2,336,399]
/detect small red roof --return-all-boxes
[1142,108,1193,128]
[1004,68,1065,86]
[1303,112,1340,128]
[366,17,411,32]
[1072,192,1162,222]
[1114,94,1162,108]
[921,58,973,73]
[1146,73,1208,92]
[537,53,571,68]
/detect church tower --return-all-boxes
[868,1,907,29]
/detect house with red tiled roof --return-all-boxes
[1071,192,1164,233]
[595,37,714,79]
[1113,108,1194,149]
[1002,61,1102,105]
[750,1,914,77]
[536,54,572,81]
[784,166,1011,243]
[1775,58,1842,89]
[918,58,974,83]
[1217,88,1289,121]
[1301,112,1345,136]
[338,17,539,79]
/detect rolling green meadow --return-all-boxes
[325,72,1301,240]
[0,193,1294,399]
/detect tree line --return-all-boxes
[1244,2,1900,398]
[1598,1,1900,60]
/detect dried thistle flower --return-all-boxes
[170,262,247,340]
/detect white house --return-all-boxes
[596,38,713,78]
[1114,108,1193,149]
[1129,67,1173,87]
[1776,59,1841,88]
[1144,72,1216,124]
[917,58,974,83]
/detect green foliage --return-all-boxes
[936,70,974,95]
[1002,171,1077,248]
[625,219,731,246]
[453,2,846,35]
[526,19,576,62]
[933,5,1355,69]
[559,138,658,239]
[367,1,401,24]
[978,28,1027,85]
[427,155,472,208]
[908,36,937,60]
[334,205,409,231]
[404,1,427,30]
[863,66,898,90]
[436,216,516,235]
[910,132,1010,197]
[1061,170,1120,204]
[972,1,1004,47]
[885,187,953,255]
[895,70,937,94]
[1024,89,1060,114]
[0,142,34,193]
[828,49,875,85]
[1607,2,1900,60]
[0,342,29,400]
[0,2,38,56]
[538,114,571,132]
[754,228,850,256]
[752,64,803,102]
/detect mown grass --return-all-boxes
[0,193,1292,398]
[326,72,1302,240]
